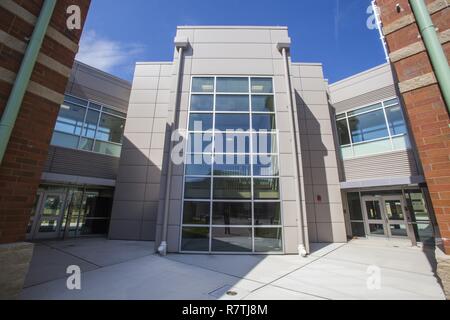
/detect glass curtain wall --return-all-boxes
[182,77,283,253]
[51,95,126,157]
[336,98,410,160]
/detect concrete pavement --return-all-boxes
[20,238,445,300]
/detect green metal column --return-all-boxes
[409,0,450,113]
[0,0,57,164]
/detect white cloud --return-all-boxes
[76,30,146,74]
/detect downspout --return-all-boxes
[409,0,450,113]
[278,41,309,257]
[158,37,189,256]
[0,0,57,165]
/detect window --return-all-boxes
[217,77,249,93]
[335,98,410,160]
[96,114,125,144]
[191,95,214,111]
[386,105,407,135]
[182,76,282,253]
[349,110,389,143]
[215,114,250,131]
[192,77,214,93]
[51,95,126,157]
[216,95,249,112]
[336,119,351,146]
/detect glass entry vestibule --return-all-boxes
[347,189,435,245]
[362,195,409,238]
[27,185,114,240]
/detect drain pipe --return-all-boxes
[158,37,189,256]
[409,0,450,113]
[278,40,309,257]
[0,0,57,165]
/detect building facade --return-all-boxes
[26,61,131,241]
[109,26,354,254]
[329,63,435,246]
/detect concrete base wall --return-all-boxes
[0,242,34,300]
[436,247,450,300]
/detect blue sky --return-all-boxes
[77,0,386,83]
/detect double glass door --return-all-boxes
[27,191,67,240]
[362,196,410,239]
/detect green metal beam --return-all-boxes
[409,0,450,114]
[0,0,57,165]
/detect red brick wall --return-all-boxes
[376,0,450,253]
[0,0,91,244]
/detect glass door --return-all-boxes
[34,192,67,239]
[362,196,386,237]
[382,196,409,238]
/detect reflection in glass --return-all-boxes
[365,201,382,220]
[253,155,279,176]
[189,113,213,131]
[212,202,251,225]
[79,137,94,151]
[186,154,212,176]
[254,179,280,200]
[212,228,252,252]
[215,114,250,131]
[389,224,408,237]
[94,141,122,157]
[183,201,210,225]
[251,78,273,93]
[96,113,125,144]
[351,222,366,237]
[252,133,278,154]
[214,155,250,176]
[252,95,274,112]
[188,133,213,154]
[217,78,249,93]
[216,95,249,112]
[191,95,214,111]
[42,196,62,216]
[38,220,58,233]
[386,105,407,135]
[82,109,100,139]
[254,228,282,252]
[369,224,385,235]
[254,203,281,225]
[182,227,209,251]
[252,114,276,131]
[213,178,251,199]
[214,133,250,154]
[184,177,211,199]
[192,77,214,92]
[55,103,86,135]
[51,131,79,149]
[337,119,351,146]
[384,200,404,220]
[349,110,389,143]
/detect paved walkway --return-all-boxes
[20,238,445,300]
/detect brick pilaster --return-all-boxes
[0,0,91,244]
[376,0,450,253]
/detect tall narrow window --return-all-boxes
[182,77,283,253]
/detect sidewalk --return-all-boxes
[20,238,445,300]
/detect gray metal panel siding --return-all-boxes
[45,146,120,180]
[341,150,419,182]
[332,85,397,114]
[65,61,131,112]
